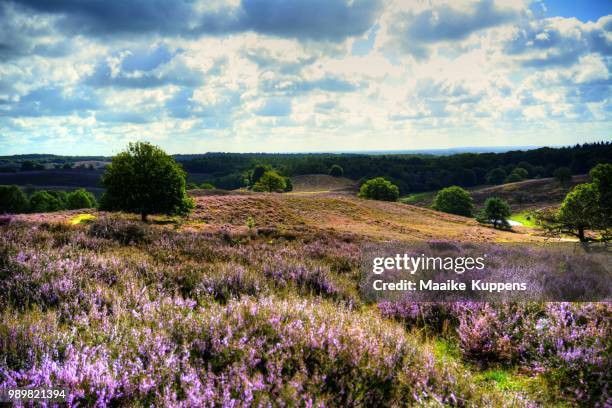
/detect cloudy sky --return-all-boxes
[0,0,610,155]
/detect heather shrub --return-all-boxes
[88,217,151,245]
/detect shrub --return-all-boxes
[88,217,150,245]
[29,191,62,213]
[100,142,194,222]
[477,197,511,229]
[67,189,97,210]
[553,167,572,185]
[504,167,528,183]
[358,177,399,201]
[0,185,29,213]
[200,182,215,189]
[432,186,474,217]
[329,164,344,177]
[486,168,506,185]
[186,182,198,190]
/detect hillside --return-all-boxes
[403,175,589,210]
[16,193,544,242]
[290,174,357,194]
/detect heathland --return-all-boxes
[0,144,610,406]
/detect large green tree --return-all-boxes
[432,186,474,217]
[100,142,194,221]
[252,171,287,192]
[358,177,399,201]
[478,197,511,229]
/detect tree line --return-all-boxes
[177,142,611,193]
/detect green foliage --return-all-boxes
[358,177,399,201]
[329,164,344,177]
[553,167,572,185]
[589,163,612,214]
[504,167,528,183]
[250,164,269,186]
[200,182,215,190]
[283,177,293,192]
[100,142,194,221]
[252,171,287,193]
[67,189,97,210]
[186,182,198,190]
[432,186,474,217]
[29,191,62,213]
[486,168,506,185]
[557,184,599,242]
[0,185,29,213]
[478,197,511,229]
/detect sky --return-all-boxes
[0,0,610,155]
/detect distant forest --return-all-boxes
[177,142,612,192]
[1,142,610,194]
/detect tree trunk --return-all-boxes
[141,212,148,222]
[578,227,585,242]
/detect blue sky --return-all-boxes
[0,0,610,155]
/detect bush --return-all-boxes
[88,217,150,245]
[200,182,215,189]
[485,168,506,185]
[553,167,572,185]
[477,197,511,229]
[283,177,293,192]
[358,177,399,201]
[0,185,29,214]
[329,164,344,177]
[186,182,198,190]
[432,186,474,217]
[29,191,62,213]
[67,189,97,210]
[504,167,528,183]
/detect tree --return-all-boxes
[590,163,612,214]
[553,167,572,185]
[29,191,62,212]
[329,164,344,177]
[478,197,511,229]
[486,168,506,185]
[100,142,194,222]
[504,167,528,183]
[358,177,399,201]
[250,165,269,186]
[537,184,600,242]
[432,186,474,217]
[283,177,293,192]
[0,185,29,213]
[252,171,287,192]
[67,188,97,210]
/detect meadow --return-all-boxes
[0,193,610,406]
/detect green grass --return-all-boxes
[399,191,435,206]
[508,211,537,227]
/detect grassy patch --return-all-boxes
[69,213,96,225]
[508,211,537,227]
[399,191,435,206]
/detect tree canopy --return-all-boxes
[358,177,399,201]
[432,186,474,217]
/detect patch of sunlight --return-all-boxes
[69,213,96,225]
